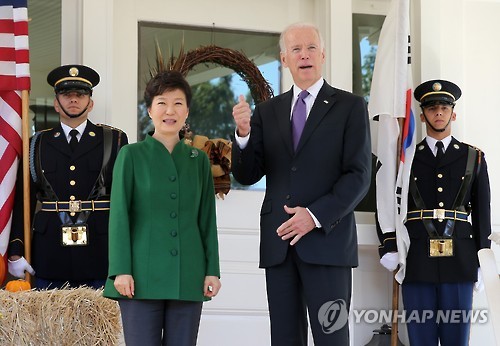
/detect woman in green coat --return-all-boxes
[103,70,221,346]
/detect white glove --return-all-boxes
[380,252,399,272]
[474,267,484,293]
[8,256,35,279]
[488,232,500,245]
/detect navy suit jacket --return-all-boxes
[232,81,372,268]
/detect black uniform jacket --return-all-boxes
[9,121,128,281]
[231,81,372,268]
[403,137,491,283]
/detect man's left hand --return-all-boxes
[277,205,315,245]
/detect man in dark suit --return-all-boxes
[231,22,371,345]
[378,79,491,345]
[8,64,128,289]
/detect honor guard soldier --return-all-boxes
[377,79,491,345]
[7,64,128,289]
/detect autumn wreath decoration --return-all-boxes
[152,44,274,104]
[151,44,274,197]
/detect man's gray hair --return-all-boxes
[279,22,325,53]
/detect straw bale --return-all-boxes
[0,287,121,345]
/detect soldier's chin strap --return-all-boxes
[422,105,454,133]
[422,113,453,133]
[55,95,91,119]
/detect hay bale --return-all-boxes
[0,287,121,345]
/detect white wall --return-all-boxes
[463,0,500,228]
[61,0,500,344]
[412,1,500,344]
[79,0,316,143]
[418,0,500,228]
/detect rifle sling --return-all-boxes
[32,127,114,226]
[409,145,477,239]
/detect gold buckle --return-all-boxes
[433,209,445,221]
[429,239,453,257]
[61,225,88,246]
[68,200,82,213]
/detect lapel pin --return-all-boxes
[418,145,425,151]
[89,131,96,137]
[454,144,459,149]
[54,132,60,138]
[323,100,329,104]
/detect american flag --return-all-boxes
[0,0,30,272]
[368,0,416,283]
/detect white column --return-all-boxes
[61,0,83,64]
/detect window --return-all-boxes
[138,23,281,190]
[352,13,385,101]
[138,23,280,140]
[28,0,62,132]
[352,13,385,212]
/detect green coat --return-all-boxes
[103,135,220,301]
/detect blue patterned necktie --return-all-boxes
[292,90,309,150]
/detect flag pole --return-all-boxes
[391,117,405,346]
[367,0,414,343]
[391,270,400,346]
[21,89,31,283]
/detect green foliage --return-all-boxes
[188,75,236,140]
[136,73,261,190]
[361,45,377,103]
[137,102,153,140]
[137,75,242,141]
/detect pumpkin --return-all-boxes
[0,256,6,286]
[5,279,31,292]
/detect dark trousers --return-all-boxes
[35,277,106,290]
[118,299,203,346]
[402,281,474,346]
[265,246,352,346]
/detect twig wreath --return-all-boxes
[149,43,275,197]
[151,44,274,104]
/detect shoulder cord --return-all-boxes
[33,131,58,201]
[29,131,42,184]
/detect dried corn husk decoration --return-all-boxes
[189,135,232,198]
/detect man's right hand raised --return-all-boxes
[232,94,251,137]
[8,256,35,279]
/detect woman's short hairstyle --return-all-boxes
[144,70,192,108]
